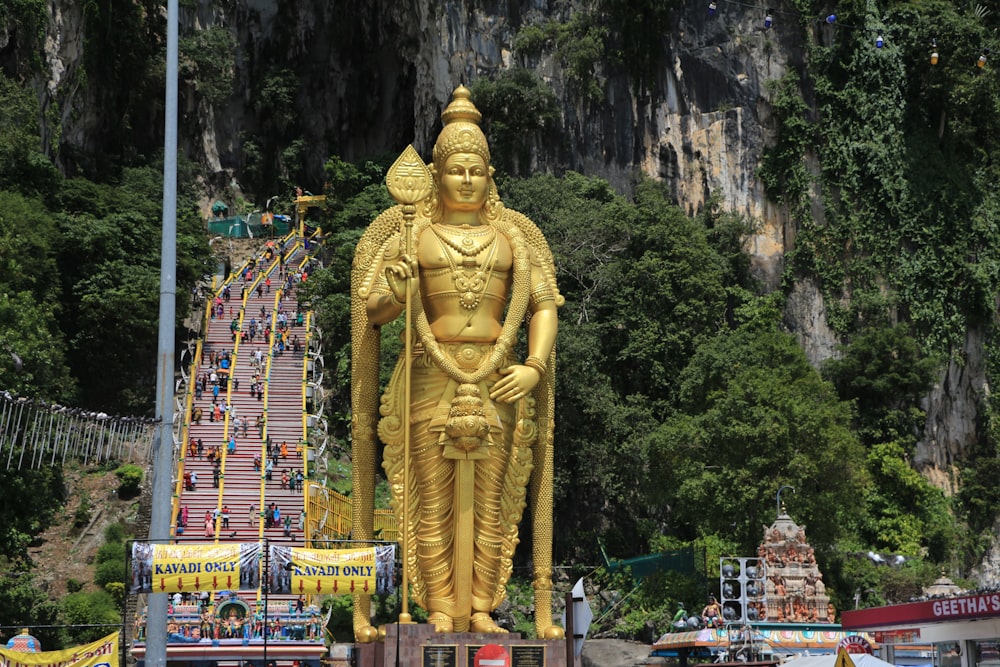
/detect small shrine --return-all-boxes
[5,629,40,652]
[133,593,324,643]
[923,571,962,598]
[757,508,835,623]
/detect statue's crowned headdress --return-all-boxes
[432,85,490,166]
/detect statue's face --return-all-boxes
[437,152,489,214]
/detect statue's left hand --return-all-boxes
[489,365,540,403]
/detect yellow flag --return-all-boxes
[0,632,119,667]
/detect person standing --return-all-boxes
[204,511,214,539]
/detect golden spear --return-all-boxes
[385,145,432,624]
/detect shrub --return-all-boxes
[104,582,125,610]
[60,590,119,644]
[73,492,92,529]
[114,464,143,497]
[96,541,124,565]
[94,559,126,590]
[103,521,128,544]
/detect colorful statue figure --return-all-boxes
[307,614,319,640]
[351,85,563,639]
[253,606,265,638]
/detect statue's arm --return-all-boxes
[365,237,410,325]
[526,302,557,364]
[490,258,558,403]
[526,254,558,364]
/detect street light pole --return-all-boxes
[147,1,179,666]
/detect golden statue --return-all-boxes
[350,85,563,640]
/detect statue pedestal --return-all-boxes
[353,623,575,667]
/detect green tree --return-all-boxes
[0,73,61,197]
[59,590,120,645]
[471,69,561,176]
[179,26,237,107]
[500,173,735,556]
[646,308,867,555]
[0,467,65,563]
[822,324,938,447]
[52,167,211,412]
[858,441,955,559]
[0,571,60,649]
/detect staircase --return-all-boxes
[131,233,328,666]
[176,235,310,552]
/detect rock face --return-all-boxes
[25,0,988,572]
[915,325,988,490]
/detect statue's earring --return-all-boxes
[483,180,501,222]
[423,165,441,219]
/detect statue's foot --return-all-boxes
[470,613,507,633]
[354,625,379,643]
[428,612,454,633]
[540,625,565,640]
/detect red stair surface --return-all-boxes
[172,235,315,610]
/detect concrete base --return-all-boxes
[352,623,576,666]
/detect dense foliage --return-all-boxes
[757,0,1000,582]
[0,69,213,411]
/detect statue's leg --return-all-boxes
[469,397,520,634]
[411,400,457,629]
[468,446,508,633]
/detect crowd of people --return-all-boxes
[177,241,313,545]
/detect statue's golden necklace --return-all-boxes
[431,224,500,311]
[431,223,497,257]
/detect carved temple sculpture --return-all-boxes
[350,86,564,641]
[132,596,324,643]
[757,509,836,624]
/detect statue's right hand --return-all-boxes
[385,254,418,304]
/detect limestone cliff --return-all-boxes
[24,0,984,561]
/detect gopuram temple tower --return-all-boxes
[757,508,836,624]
